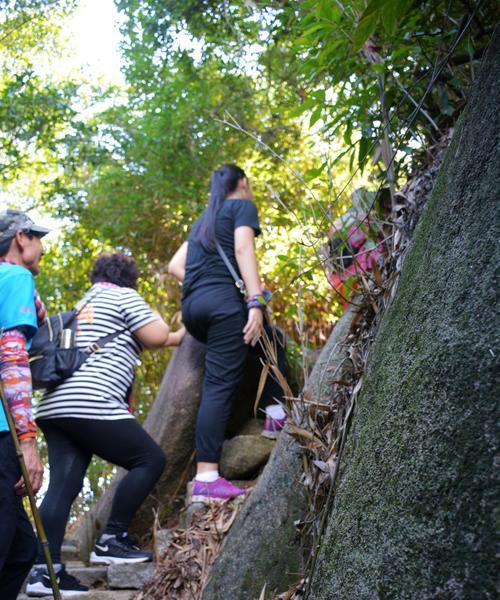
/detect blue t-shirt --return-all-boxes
[0,263,38,432]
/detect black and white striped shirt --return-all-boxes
[35,283,158,421]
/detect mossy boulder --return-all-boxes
[309,28,499,600]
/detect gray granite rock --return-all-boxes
[107,562,155,589]
[67,566,107,588]
[154,528,173,556]
[308,31,500,600]
[237,418,264,436]
[220,434,275,479]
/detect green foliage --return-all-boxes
[0,0,80,183]
[0,72,79,182]
[3,0,497,518]
[353,0,414,49]
[286,0,496,175]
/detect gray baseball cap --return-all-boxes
[0,209,51,244]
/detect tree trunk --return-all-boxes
[308,28,499,600]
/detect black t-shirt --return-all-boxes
[182,199,261,298]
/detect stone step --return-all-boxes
[20,561,155,595]
[19,592,136,600]
[220,434,275,480]
[65,561,87,569]
[107,563,155,589]
[61,541,80,562]
[20,565,107,594]
[67,566,108,588]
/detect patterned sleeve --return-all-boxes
[233,200,261,236]
[120,289,160,333]
[0,330,36,439]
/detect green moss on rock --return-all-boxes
[309,29,500,600]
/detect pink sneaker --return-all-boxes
[261,415,286,439]
[191,477,249,503]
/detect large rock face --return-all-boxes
[309,29,499,599]
[219,434,275,480]
[202,304,358,600]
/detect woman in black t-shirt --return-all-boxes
[169,164,273,503]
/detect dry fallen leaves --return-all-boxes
[134,501,241,600]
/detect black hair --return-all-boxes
[195,164,246,252]
[0,237,13,257]
[90,253,139,289]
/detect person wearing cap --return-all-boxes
[0,209,49,599]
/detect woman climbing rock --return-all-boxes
[26,253,185,597]
[168,164,286,504]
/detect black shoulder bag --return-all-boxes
[29,290,125,391]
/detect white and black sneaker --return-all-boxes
[26,564,89,597]
[90,533,152,564]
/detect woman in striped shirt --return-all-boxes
[27,253,184,598]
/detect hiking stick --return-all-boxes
[0,381,61,600]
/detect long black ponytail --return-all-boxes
[195,163,246,252]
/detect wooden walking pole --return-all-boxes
[0,381,61,600]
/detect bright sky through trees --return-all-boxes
[0,0,124,234]
[63,0,124,86]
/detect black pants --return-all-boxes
[36,417,165,563]
[0,432,37,600]
[183,284,285,463]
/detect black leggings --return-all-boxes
[0,433,37,599]
[183,284,286,463]
[36,417,165,563]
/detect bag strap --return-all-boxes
[76,287,127,353]
[215,239,246,295]
[86,328,127,355]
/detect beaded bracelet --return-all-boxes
[247,289,272,310]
